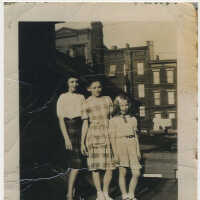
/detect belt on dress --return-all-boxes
[116,135,135,139]
[89,120,108,126]
[125,135,135,139]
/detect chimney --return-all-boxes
[91,21,103,49]
[111,45,118,50]
[91,21,103,29]
[146,40,154,60]
[126,43,130,49]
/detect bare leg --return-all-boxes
[103,170,113,193]
[92,171,102,192]
[67,169,79,199]
[119,167,127,197]
[92,171,106,200]
[128,169,140,199]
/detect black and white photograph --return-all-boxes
[4,3,198,200]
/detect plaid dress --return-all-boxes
[82,96,115,171]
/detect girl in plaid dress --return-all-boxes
[81,80,115,200]
[109,94,142,200]
[57,76,85,200]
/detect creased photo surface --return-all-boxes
[4,3,198,200]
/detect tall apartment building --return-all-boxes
[104,45,177,132]
[56,22,177,133]
[104,42,154,129]
[148,58,177,131]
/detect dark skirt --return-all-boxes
[64,117,84,169]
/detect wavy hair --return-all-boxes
[113,93,134,116]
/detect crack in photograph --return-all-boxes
[19,19,178,200]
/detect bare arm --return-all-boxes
[81,119,89,155]
[133,117,141,160]
[109,120,118,160]
[135,131,141,160]
[81,119,88,144]
[111,136,118,160]
[135,131,140,148]
[58,117,72,150]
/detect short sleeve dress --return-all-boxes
[57,92,85,169]
[109,115,142,170]
[82,96,115,171]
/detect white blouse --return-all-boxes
[109,115,138,138]
[57,92,85,119]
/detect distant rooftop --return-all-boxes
[104,46,148,52]
[56,27,91,39]
[149,59,177,64]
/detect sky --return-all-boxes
[56,21,177,60]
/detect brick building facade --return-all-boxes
[104,47,177,132]
[104,42,155,130]
[55,22,177,133]
[148,59,177,131]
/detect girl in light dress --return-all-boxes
[81,79,115,200]
[109,94,142,200]
[57,76,85,200]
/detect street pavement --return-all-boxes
[139,133,177,179]
[84,178,177,200]
[140,179,177,200]
[21,128,177,200]
[85,140,177,200]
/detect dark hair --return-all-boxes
[65,75,80,91]
[113,93,133,116]
[67,75,79,82]
[86,77,103,89]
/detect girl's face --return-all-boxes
[88,81,102,97]
[67,77,79,92]
[119,99,130,115]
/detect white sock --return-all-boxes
[128,193,135,199]
[122,193,129,199]
[104,192,113,200]
[97,191,103,194]
[104,192,109,197]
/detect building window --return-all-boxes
[168,112,176,119]
[138,84,145,98]
[137,62,144,75]
[84,45,89,63]
[167,70,174,83]
[139,106,145,117]
[153,91,160,105]
[123,64,128,76]
[108,65,117,77]
[153,70,160,84]
[71,45,85,58]
[69,48,75,57]
[168,91,175,105]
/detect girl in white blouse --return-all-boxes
[109,94,142,200]
[57,76,85,200]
